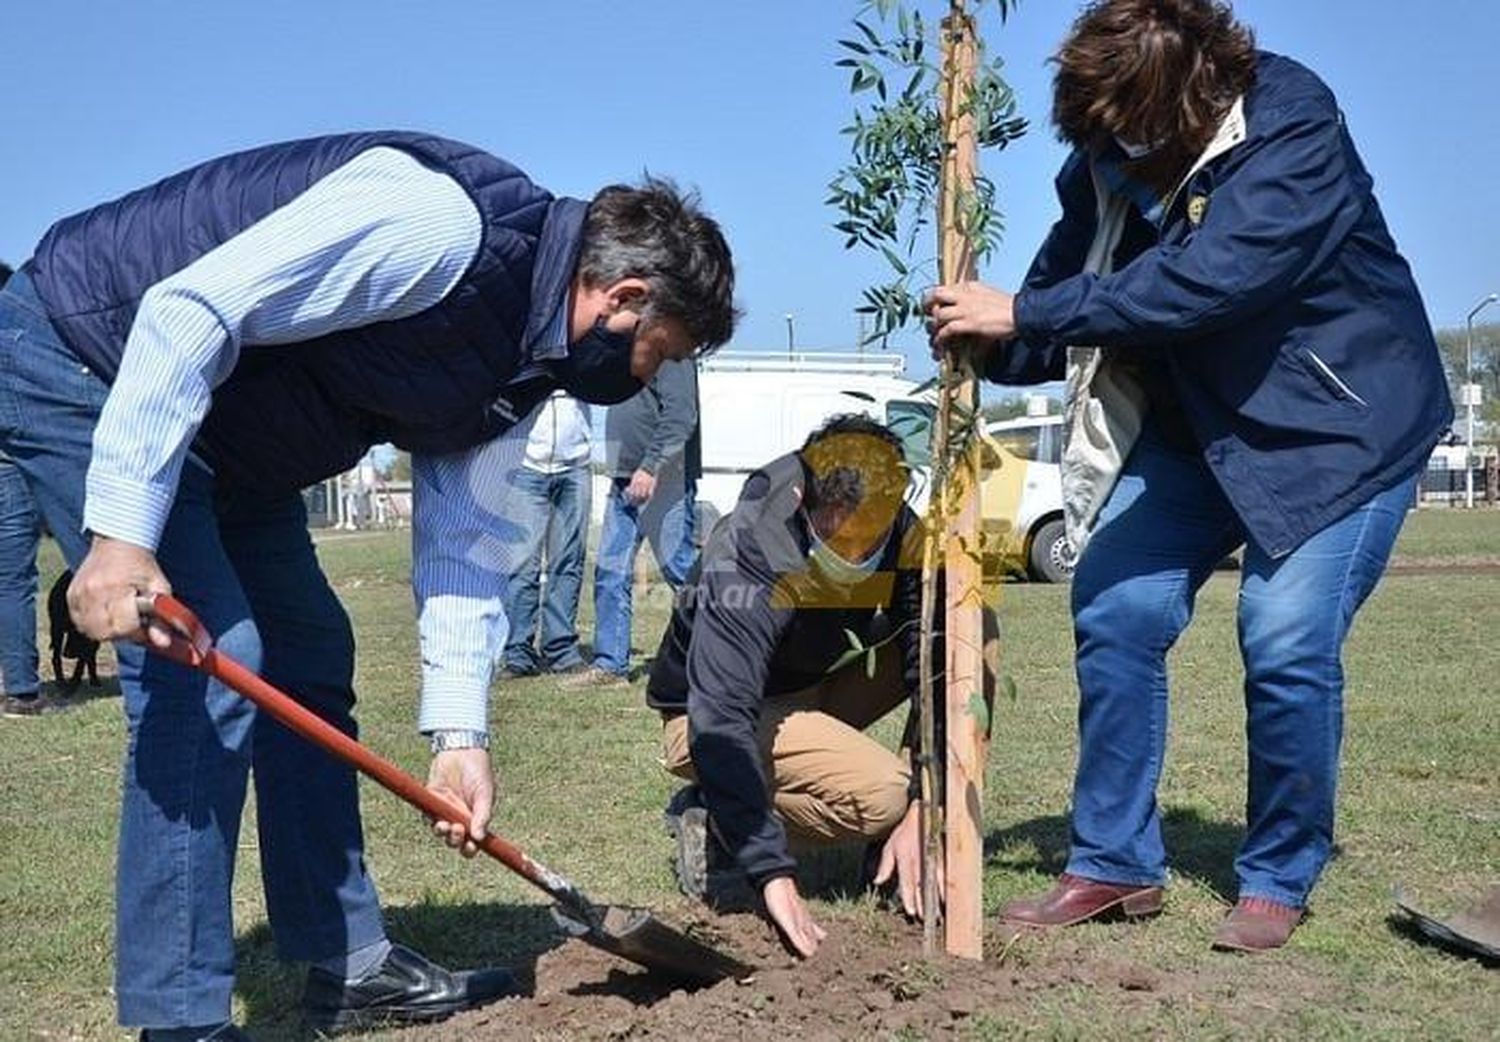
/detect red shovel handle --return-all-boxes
[137,593,570,901]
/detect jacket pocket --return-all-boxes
[1298,347,1369,409]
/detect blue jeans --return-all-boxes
[501,465,589,672]
[590,474,697,675]
[0,270,385,1028]
[0,454,40,696]
[1067,424,1417,908]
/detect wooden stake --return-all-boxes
[937,4,986,961]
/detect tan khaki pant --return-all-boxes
[661,642,912,848]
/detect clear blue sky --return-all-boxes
[3,1,1495,385]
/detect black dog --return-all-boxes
[48,570,100,694]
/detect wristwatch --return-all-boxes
[428,729,490,754]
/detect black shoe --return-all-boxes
[662,784,704,836]
[302,944,521,1033]
[1,693,71,717]
[671,806,759,912]
[496,664,539,681]
[140,1025,254,1042]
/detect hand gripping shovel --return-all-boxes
[138,593,752,986]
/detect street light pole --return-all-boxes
[1465,293,1498,508]
[785,313,795,359]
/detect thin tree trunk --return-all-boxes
[936,3,986,961]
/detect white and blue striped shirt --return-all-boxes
[88,145,543,732]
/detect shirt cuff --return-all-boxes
[418,673,491,734]
[82,469,176,551]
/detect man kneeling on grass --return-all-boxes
[644,414,939,958]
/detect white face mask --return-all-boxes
[806,519,890,586]
[1114,135,1163,160]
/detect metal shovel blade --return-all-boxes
[1395,884,1500,962]
[552,903,754,985]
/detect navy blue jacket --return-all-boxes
[28,132,583,493]
[989,53,1451,557]
[645,452,927,886]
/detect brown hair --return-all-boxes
[1051,0,1257,185]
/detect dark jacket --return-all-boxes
[604,358,701,481]
[990,53,1451,557]
[27,131,583,493]
[645,452,926,885]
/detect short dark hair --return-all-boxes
[1052,0,1257,178]
[0,261,12,288]
[577,177,739,354]
[799,414,909,516]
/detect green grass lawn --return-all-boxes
[1,511,1496,1039]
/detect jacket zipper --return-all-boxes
[1302,349,1369,407]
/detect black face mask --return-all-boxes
[549,317,645,405]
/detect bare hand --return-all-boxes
[873,801,942,920]
[623,469,657,506]
[925,281,1017,350]
[426,748,496,858]
[69,535,173,646]
[762,876,827,959]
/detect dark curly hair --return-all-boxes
[799,414,909,517]
[1051,0,1257,186]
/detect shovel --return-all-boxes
[137,593,753,986]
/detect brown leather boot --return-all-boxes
[999,872,1164,929]
[1212,897,1303,952]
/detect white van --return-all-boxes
[690,353,1076,583]
[694,351,921,531]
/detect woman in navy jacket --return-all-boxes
[928,0,1450,951]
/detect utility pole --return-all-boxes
[1465,294,1497,509]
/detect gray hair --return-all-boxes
[577,177,739,352]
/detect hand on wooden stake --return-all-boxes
[924,281,1017,351]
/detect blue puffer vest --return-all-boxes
[28,131,581,492]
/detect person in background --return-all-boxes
[0,258,55,719]
[927,0,1450,952]
[499,390,592,678]
[568,357,701,687]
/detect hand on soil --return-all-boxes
[762,876,826,959]
[874,801,940,920]
[70,535,173,646]
[426,748,495,857]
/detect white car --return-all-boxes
[983,414,1074,583]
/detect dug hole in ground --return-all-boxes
[418,898,1319,1041]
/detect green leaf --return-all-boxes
[865,649,878,679]
[879,244,909,275]
[844,627,863,651]
[967,691,992,736]
[826,648,864,675]
[839,38,871,56]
